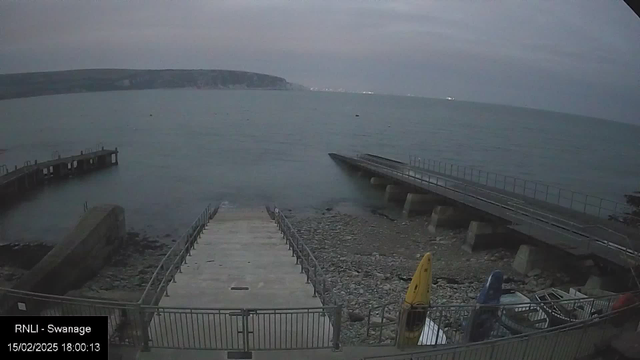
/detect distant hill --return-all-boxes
[0,69,307,100]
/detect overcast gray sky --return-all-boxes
[1,0,639,124]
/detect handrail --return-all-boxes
[408,155,639,224]
[0,287,140,306]
[272,206,335,307]
[138,203,219,305]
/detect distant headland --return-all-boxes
[0,69,308,100]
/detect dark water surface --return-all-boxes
[1,89,639,244]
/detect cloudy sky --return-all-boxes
[1,0,639,124]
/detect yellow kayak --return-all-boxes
[400,252,433,346]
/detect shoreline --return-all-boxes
[289,206,587,345]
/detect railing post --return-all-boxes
[312,266,318,297]
[332,305,342,351]
[242,309,250,353]
[396,306,408,350]
[545,184,549,201]
[138,304,150,351]
[583,195,588,213]
[598,198,603,218]
[570,192,575,210]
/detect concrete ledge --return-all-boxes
[402,193,439,217]
[584,275,618,292]
[511,244,564,275]
[370,177,393,186]
[462,221,509,253]
[427,206,470,233]
[1,204,126,314]
[384,185,408,203]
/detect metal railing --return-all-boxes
[408,156,638,223]
[0,287,146,347]
[366,302,400,344]
[362,300,640,360]
[0,287,342,351]
[273,206,335,307]
[143,305,341,351]
[366,291,632,348]
[354,154,640,265]
[139,203,218,306]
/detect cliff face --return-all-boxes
[0,69,305,100]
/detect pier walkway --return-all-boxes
[330,153,640,269]
[140,206,339,359]
[0,147,118,203]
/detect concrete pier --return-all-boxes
[512,245,545,275]
[0,148,119,205]
[328,152,640,269]
[462,221,509,253]
[384,185,408,203]
[146,207,331,351]
[402,193,439,217]
[427,206,470,233]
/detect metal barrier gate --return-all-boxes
[143,305,342,351]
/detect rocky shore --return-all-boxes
[70,232,172,300]
[290,208,582,345]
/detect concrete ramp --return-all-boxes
[146,207,333,351]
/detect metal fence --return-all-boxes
[273,206,335,307]
[362,300,640,360]
[0,287,342,351]
[139,203,218,306]
[143,305,341,351]
[353,154,639,265]
[408,156,638,223]
[366,291,631,348]
[0,287,146,346]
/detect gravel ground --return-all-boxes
[73,232,172,299]
[290,208,581,345]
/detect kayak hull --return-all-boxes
[400,253,433,346]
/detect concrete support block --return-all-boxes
[384,185,408,203]
[58,163,68,177]
[462,221,508,253]
[512,245,546,275]
[427,206,470,233]
[370,177,393,186]
[584,275,618,292]
[402,193,439,217]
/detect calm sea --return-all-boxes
[1,89,639,244]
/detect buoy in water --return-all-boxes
[355,114,360,117]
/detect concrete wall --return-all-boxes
[2,204,126,314]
